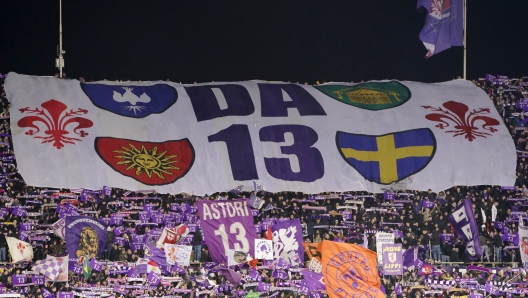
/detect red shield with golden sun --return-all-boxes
[95,137,194,185]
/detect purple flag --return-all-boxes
[80,189,101,203]
[219,268,242,286]
[143,243,167,266]
[42,288,54,298]
[395,283,403,295]
[90,258,103,271]
[448,198,482,261]
[271,218,304,266]
[403,246,425,267]
[31,275,45,285]
[300,270,326,291]
[147,271,161,286]
[275,257,291,270]
[58,292,74,298]
[467,265,490,273]
[65,216,108,260]
[12,274,26,285]
[382,243,403,275]
[102,186,112,196]
[113,284,128,295]
[110,217,123,226]
[384,191,395,200]
[248,268,261,281]
[172,264,186,274]
[19,223,33,232]
[417,0,464,57]
[272,269,288,280]
[11,207,27,217]
[196,199,257,264]
[440,233,454,243]
[422,200,435,209]
[258,281,272,293]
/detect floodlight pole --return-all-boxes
[56,0,65,77]
[463,0,467,79]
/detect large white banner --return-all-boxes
[5,72,515,194]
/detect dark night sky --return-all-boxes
[1,1,527,83]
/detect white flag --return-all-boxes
[164,243,192,267]
[254,239,274,260]
[6,237,33,263]
[51,218,65,240]
[481,208,487,224]
[46,255,68,282]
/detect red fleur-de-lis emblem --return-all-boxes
[422,100,500,142]
[17,242,25,254]
[18,99,94,149]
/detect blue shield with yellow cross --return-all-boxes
[336,128,436,184]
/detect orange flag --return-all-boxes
[321,240,384,298]
[302,242,322,262]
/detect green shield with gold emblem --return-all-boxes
[314,81,411,111]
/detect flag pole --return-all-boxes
[463,0,467,79]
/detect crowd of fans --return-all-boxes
[0,73,527,297]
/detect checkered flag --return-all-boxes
[32,259,63,281]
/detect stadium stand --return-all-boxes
[0,73,527,297]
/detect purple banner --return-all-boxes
[65,216,108,259]
[58,292,74,298]
[196,199,257,264]
[502,232,519,245]
[440,233,454,244]
[403,246,425,267]
[147,271,162,286]
[12,274,26,285]
[448,198,482,261]
[102,186,112,196]
[384,191,395,200]
[90,258,103,271]
[382,243,403,275]
[271,218,304,266]
[422,200,435,209]
[31,275,45,285]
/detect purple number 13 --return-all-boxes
[208,124,324,182]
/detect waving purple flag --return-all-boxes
[65,216,108,260]
[422,200,435,209]
[42,288,54,298]
[147,271,161,286]
[403,246,425,267]
[219,268,242,286]
[143,243,167,266]
[301,270,326,291]
[417,0,464,57]
[448,198,482,260]
[271,218,304,266]
[196,199,257,264]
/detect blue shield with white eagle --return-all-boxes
[80,83,177,118]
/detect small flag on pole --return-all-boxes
[417,0,464,58]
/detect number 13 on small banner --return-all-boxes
[197,199,258,265]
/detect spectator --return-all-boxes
[492,231,503,263]
[193,229,202,262]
